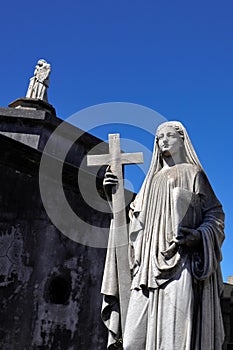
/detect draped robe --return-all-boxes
[101,163,225,350]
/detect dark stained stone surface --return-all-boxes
[0,104,110,349]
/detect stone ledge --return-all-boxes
[8,97,56,116]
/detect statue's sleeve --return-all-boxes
[100,220,121,349]
[192,170,225,349]
[192,170,225,280]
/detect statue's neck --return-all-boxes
[162,152,186,169]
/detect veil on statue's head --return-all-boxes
[133,121,203,213]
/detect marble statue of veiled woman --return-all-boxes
[101,121,225,350]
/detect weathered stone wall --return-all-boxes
[0,134,109,350]
[222,283,233,349]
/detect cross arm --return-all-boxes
[120,152,143,165]
[87,154,111,167]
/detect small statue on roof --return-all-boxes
[26,59,51,102]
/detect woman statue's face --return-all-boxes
[157,125,183,157]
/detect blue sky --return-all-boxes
[0,0,232,281]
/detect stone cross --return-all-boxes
[87,133,143,333]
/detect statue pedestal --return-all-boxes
[9,98,56,116]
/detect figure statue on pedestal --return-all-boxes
[102,121,225,350]
[26,59,51,102]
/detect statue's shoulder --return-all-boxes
[182,163,202,174]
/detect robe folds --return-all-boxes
[101,163,225,350]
